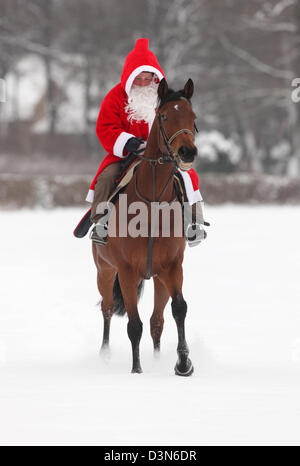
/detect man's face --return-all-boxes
[133,72,153,87]
[125,72,158,124]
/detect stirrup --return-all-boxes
[186,223,206,248]
[89,224,108,246]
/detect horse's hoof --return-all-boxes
[174,359,194,377]
[99,345,110,361]
[131,367,143,374]
[154,348,160,359]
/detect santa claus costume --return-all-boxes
[86,38,203,209]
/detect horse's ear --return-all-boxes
[183,78,194,99]
[158,78,168,101]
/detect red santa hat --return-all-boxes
[121,38,165,95]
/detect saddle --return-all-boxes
[108,158,141,204]
[73,157,187,238]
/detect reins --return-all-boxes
[131,109,197,280]
[133,109,192,205]
[135,162,177,280]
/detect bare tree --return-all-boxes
[0,0,299,173]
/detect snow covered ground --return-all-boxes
[1,206,300,446]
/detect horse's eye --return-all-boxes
[162,114,168,121]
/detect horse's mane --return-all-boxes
[158,88,191,109]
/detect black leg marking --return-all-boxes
[172,294,193,376]
[127,318,143,373]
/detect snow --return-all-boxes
[1,206,300,446]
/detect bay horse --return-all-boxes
[93,78,198,376]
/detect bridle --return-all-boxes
[156,111,198,171]
[133,99,198,171]
[133,98,199,204]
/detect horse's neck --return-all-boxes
[136,119,175,202]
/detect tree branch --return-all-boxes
[221,36,294,80]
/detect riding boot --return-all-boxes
[89,217,108,245]
[184,201,208,247]
[89,163,121,246]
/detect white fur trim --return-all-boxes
[113,131,135,158]
[179,169,203,206]
[125,65,164,95]
[86,189,94,203]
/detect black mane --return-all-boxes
[158,88,191,109]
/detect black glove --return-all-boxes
[125,137,144,153]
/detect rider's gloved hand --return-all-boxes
[125,137,145,153]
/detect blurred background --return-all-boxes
[0,0,300,207]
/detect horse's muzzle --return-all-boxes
[178,145,198,163]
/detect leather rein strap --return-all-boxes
[135,163,177,280]
[132,112,196,280]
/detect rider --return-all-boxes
[87,38,206,246]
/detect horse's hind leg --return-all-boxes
[151,277,169,354]
[159,265,193,377]
[118,269,143,374]
[96,266,116,352]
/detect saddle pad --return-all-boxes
[74,166,194,239]
[108,159,142,203]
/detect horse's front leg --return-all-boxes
[171,294,193,376]
[159,265,194,376]
[151,277,169,354]
[118,269,143,374]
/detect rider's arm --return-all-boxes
[96,87,135,158]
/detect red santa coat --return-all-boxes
[86,38,201,206]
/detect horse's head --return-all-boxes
[157,78,198,171]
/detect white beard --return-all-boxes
[125,80,159,125]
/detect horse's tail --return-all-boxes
[113,273,145,317]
